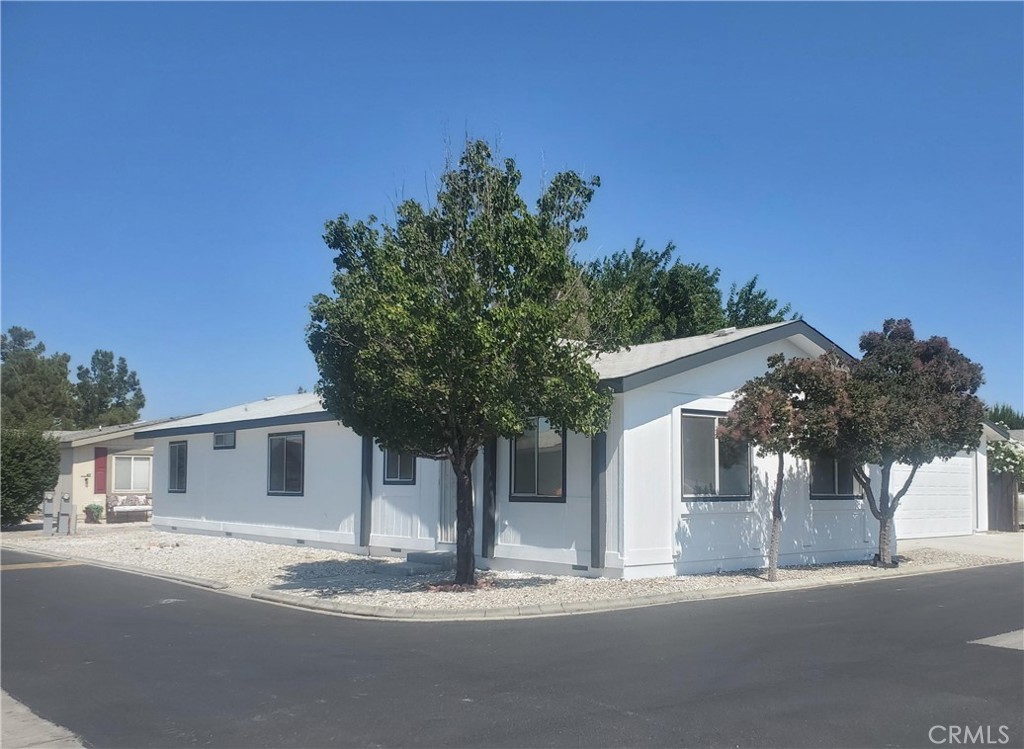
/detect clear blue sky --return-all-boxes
[3,2,1021,420]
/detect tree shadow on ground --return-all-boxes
[270,558,557,599]
[1,522,44,532]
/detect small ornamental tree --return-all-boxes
[718,353,801,581]
[778,320,984,566]
[308,140,613,585]
[1,428,60,526]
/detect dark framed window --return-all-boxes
[511,417,566,502]
[268,432,304,495]
[213,431,236,450]
[810,458,860,498]
[384,449,416,484]
[681,414,751,500]
[168,441,187,493]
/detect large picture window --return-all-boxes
[384,449,416,484]
[113,455,151,493]
[511,417,565,502]
[268,432,304,495]
[168,442,187,493]
[810,458,859,498]
[681,414,750,499]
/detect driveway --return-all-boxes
[899,532,1023,563]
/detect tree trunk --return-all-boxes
[767,451,785,582]
[876,513,896,567]
[453,451,477,585]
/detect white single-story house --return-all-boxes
[136,320,998,578]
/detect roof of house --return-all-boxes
[134,393,335,439]
[593,319,850,392]
[137,321,851,439]
[50,416,189,447]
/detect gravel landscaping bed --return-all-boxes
[2,523,1010,612]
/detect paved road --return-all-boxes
[2,547,1021,748]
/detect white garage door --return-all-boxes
[894,454,975,539]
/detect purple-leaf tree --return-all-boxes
[777,320,984,567]
[719,353,800,582]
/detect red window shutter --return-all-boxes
[94,448,107,494]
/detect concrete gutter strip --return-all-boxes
[247,560,982,622]
[4,543,1008,622]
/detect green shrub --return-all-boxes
[1,428,60,526]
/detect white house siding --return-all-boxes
[602,395,626,572]
[151,421,363,549]
[619,338,876,579]
[490,431,593,573]
[893,452,977,539]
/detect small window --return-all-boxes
[810,458,859,498]
[681,414,751,500]
[511,417,565,502]
[213,432,236,450]
[383,449,416,484]
[114,455,151,493]
[169,442,187,493]
[268,432,304,495]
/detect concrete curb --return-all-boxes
[5,541,1015,623]
[1,690,83,749]
[248,560,1004,622]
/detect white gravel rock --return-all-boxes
[2,522,1009,612]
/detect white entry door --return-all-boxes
[438,462,458,544]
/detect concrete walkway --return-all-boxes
[1,691,82,749]
[899,532,1023,563]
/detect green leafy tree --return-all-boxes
[583,241,673,347]
[1,428,60,525]
[308,140,613,584]
[774,319,984,566]
[585,250,793,347]
[719,353,802,581]
[986,403,1024,430]
[75,350,146,427]
[657,261,728,339]
[0,326,75,429]
[724,276,794,329]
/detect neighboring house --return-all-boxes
[51,418,184,520]
[136,320,998,579]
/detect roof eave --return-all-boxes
[598,320,852,393]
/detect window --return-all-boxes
[213,431,236,450]
[681,414,750,499]
[384,449,416,484]
[511,417,565,501]
[113,455,151,493]
[268,432,304,495]
[169,442,187,493]
[810,458,859,497]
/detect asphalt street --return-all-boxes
[2,547,1021,748]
